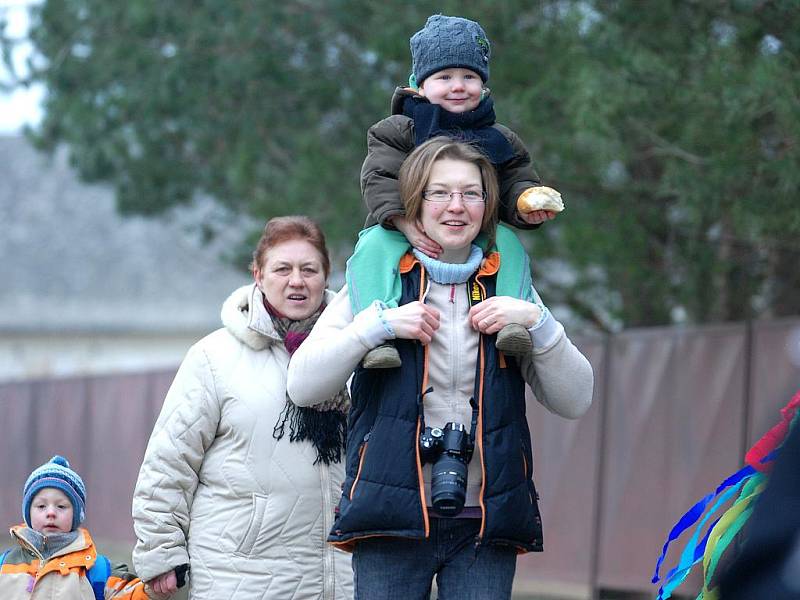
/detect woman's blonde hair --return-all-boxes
[399,137,499,251]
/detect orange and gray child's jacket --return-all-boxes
[0,525,148,599]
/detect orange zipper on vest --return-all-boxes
[349,441,369,499]
[522,451,534,505]
[475,276,488,540]
[417,265,431,538]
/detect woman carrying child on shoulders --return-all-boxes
[288,138,593,599]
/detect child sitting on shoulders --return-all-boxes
[350,14,564,368]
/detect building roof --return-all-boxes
[0,135,249,333]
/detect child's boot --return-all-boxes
[495,323,532,357]
[363,343,402,369]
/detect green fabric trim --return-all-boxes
[702,473,766,596]
[707,505,754,585]
[494,224,534,301]
[345,223,533,315]
[346,225,408,314]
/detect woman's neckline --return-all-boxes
[412,245,483,285]
[438,246,472,263]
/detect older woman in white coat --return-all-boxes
[132,216,352,599]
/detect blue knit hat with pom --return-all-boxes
[22,455,86,531]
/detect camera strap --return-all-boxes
[467,396,479,460]
[417,386,434,427]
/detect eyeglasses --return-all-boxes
[422,189,487,204]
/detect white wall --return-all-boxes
[0,330,210,382]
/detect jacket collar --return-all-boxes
[221,283,335,351]
[11,525,93,561]
[399,250,500,277]
[221,284,277,350]
[390,87,421,115]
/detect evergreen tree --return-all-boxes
[3,0,798,329]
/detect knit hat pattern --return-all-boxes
[410,14,491,85]
[22,455,86,531]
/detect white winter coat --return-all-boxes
[132,284,352,600]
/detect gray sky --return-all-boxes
[0,0,43,133]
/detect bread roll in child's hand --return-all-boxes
[517,186,565,214]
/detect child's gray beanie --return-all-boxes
[410,15,491,85]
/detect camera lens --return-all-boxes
[430,454,468,516]
[419,422,473,516]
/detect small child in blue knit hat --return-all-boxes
[0,455,153,599]
[349,14,565,369]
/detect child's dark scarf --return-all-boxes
[402,95,515,165]
[265,298,349,465]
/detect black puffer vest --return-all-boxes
[329,254,543,552]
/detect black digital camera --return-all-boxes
[419,422,474,516]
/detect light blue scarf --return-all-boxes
[412,244,483,284]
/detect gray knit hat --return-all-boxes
[410,14,491,85]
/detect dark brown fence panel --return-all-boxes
[747,317,800,447]
[0,381,37,525]
[515,336,605,596]
[84,371,175,540]
[26,377,94,495]
[596,324,748,594]
[596,327,678,592]
[43,378,92,464]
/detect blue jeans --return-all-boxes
[352,518,517,600]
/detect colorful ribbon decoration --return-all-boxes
[651,388,800,600]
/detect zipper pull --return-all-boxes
[449,284,455,303]
[473,535,481,556]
